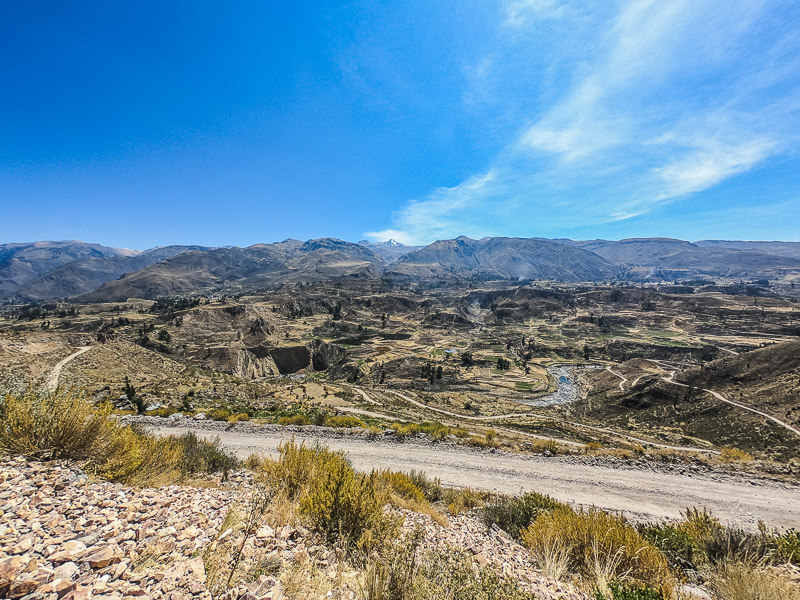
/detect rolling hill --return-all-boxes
[0,242,210,302]
[387,236,618,281]
[79,238,384,301]
[568,238,800,280]
[4,235,800,303]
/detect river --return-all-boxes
[520,364,600,407]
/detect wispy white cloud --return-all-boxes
[366,0,800,243]
[504,0,569,27]
[653,137,778,199]
[366,170,501,244]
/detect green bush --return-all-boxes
[408,470,444,503]
[637,523,700,572]
[412,547,533,600]
[148,406,178,418]
[324,414,365,428]
[773,529,800,565]
[639,508,800,572]
[595,581,665,600]
[206,408,232,421]
[175,432,239,475]
[482,491,564,539]
[298,452,379,548]
[279,414,311,426]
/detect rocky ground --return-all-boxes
[401,510,588,599]
[0,458,592,600]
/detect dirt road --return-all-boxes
[656,364,800,438]
[151,421,800,530]
[44,346,92,392]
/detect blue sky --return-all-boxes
[1,0,799,249]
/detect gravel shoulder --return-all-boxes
[145,417,800,531]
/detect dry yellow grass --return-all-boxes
[709,560,800,600]
[521,506,674,595]
[718,447,754,463]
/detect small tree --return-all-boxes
[124,377,146,415]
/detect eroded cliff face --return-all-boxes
[235,348,279,379]
[265,340,348,375]
[268,346,312,374]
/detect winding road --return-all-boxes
[657,366,800,438]
[44,346,92,392]
[149,420,800,530]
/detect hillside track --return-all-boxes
[43,346,92,392]
[652,361,800,438]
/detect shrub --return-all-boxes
[244,453,267,470]
[528,439,561,455]
[261,440,380,548]
[408,470,444,503]
[0,388,245,485]
[97,425,183,485]
[451,426,470,438]
[124,377,146,415]
[374,470,426,505]
[0,388,119,461]
[637,523,701,572]
[391,423,421,438]
[483,491,564,539]
[324,415,365,428]
[279,414,311,426]
[419,422,449,441]
[206,408,232,421]
[299,454,379,548]
[261,439,341,498]
[148,407,178,418]
[411,546,532,600]
[360,524,421,600]
[523,517,571,581]
[594,581,666,600]
[175,432,239,475]
[444,487,489,515]
[642,508,800,577]
[0,388,181,485]
[718,447,753,463]
[373,470,446,526]
[699,524,772,566]
[521,507,673,594]
[773,529,800,565]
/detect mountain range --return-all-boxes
[1,236,799,303]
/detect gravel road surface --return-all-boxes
[145,418,800,530]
